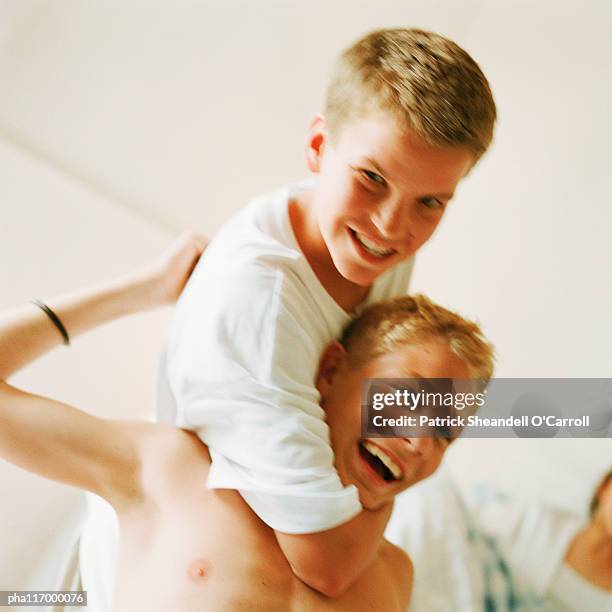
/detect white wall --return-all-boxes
[0,138,172,588]
[427,0,612,510]
[0,0,482,232]
[1,1,609,377]
[410,0,612,378]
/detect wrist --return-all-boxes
[120,267,169,312]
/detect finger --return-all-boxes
[193,234,208,254]
[177,231,207,254]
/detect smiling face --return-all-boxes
[316,336,471,510]
[303,113,473,287]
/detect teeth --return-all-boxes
[362,441,402,480]
[354,232,395,257]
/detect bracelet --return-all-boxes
[31,299,70,346]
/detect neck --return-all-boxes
[288,192,369,313]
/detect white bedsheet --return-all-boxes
[385,468,486,612]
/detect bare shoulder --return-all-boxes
[379,539,413,610]
[109,421,208,510]
[127,421,208,478]
[127,421,202,456]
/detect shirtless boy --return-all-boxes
[0,235,494,610]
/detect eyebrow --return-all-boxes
[430,192,455,200]
[362,157,455,200]
[364,157,387,176]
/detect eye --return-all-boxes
[361,169,386,187]
[435,427,453,443]
[429,425,453,447]
[419,197,444,210]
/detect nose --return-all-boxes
[371,196,408,240]
[401,436,444,460]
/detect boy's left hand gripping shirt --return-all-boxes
[159,184,413,534]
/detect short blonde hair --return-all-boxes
[340,294,495,381]
[325,28,497,163]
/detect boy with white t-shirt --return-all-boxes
[162,28,497,595]
[82,27,498,598]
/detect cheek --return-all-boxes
[325,387,360,429]
[601,497,612,524]
[328,412,359,461]
[421,448,444,480]
[333,403,360,434]
[598,508,612,536]
[345,187,384,230]
[411,213,443,246]
[321,167,364,214]
[337,182,364,219]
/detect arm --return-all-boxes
[0,233,205,509]
[0,380,142,508]
[275,501,394,597]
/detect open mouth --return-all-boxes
[349,228,397,259]
[359,441,403,483]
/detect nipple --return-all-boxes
[187,559,211,582]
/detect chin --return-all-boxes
[335,259,382,287]
[358,489,387,511]
[345,271,376,287]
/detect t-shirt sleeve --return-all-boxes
[165,258,361,533]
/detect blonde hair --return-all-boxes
[340,294,495,381]
[325,28,497,163]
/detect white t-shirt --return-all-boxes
[465,488,612,610]
[159,179,413,533]
[385,469,487,612]
[547,563,611,612]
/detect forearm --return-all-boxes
[0,234,204,505]
[276,499,394,597]
[0,270,158,381]
[322,499,395,588]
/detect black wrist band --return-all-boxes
[31,299,70,346]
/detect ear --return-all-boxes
[315,341,347,400]
[305,113,328,173]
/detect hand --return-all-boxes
[335,458,392,512]
[146,232,208,304]
[359,490,394,512]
